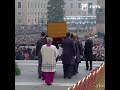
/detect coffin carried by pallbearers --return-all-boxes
[47,22,67,62]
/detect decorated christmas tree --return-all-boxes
[47,0,65,22]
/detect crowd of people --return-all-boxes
[15,31,105,85]
[15,46,37,60]
[15,34,41,46]
[35,32,96,85]
[15,25,42,35]
[15,34,105,61]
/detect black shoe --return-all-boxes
[72,73,75,75]
[38,76,41,79]
[72,72,77,75]
[47,83,52,85]
[90,68,92,70]
[42,78,44,81]
[86,68,88,70]
[68,77,72,79]
[64,76,67,78]
[71,75,73,77]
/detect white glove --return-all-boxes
[80,55,83,58]
[74,56,76,59]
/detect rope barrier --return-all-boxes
[67,63,105,90]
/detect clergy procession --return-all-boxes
[35,31,105,85]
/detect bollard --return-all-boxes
[68,87,71,90]
[84,76,90,90]
[77,80,82,90]
[86,73,92,90]
[92,71,97,90]
[73,84,76,90]
[91,71,96,90]
[67,63,105,90]
[88,73,93,90]
[74,83,79,90]
[72,84,77,90]
[98,67,101,83]
[85,75,90,90]
[93,69,99,90]
[80,78,86,90]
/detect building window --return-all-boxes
[18,2,21,8]
[32,19,33,24]
[63,10,65,15]
[88,3,93,15]
[28,2,29,8]
[38,12,39,15]
[18,19,22,23]
[41,3,42,8]
[64,2,66,6]
[28,12,29,15]
[35,2,36,8]
[28,19,29,23]
[35,12,36,15]
[44,3,45,8]
[38,3,39,8]
[35,19,36,22]
[18,12,22,16]
[78,3,81,8]
[70,11,73,15]
[70,3,73,8]
[78,11,81,15]
[31,2,32,8]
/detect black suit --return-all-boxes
[84,39,93,70]
[36,37,47,77]
[73,40,83,74]
[61,37,76,78]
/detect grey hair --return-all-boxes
[47,37,53,43]
[88,37,92,40]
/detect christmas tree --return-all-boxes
[47,0,65,22]
[15,62,21,75]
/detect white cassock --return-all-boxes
[41,44,58,72]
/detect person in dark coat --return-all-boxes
[15,47,24,60]
[36,32,47,78]
[61,32,76,79]
[84,37,93,70]
[26,47,32,55]
[72,34,83,75]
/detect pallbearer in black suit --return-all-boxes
[72,34,83,75]
[61,32,76,79]
[84,37,93,70]
[36,32,47,78]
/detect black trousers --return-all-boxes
[38,53,42,77]
[73,63,79,74]
[85,60,92,69]
[38,61,42,77]
[63,64,74,78]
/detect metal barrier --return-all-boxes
[68,63,105,90]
